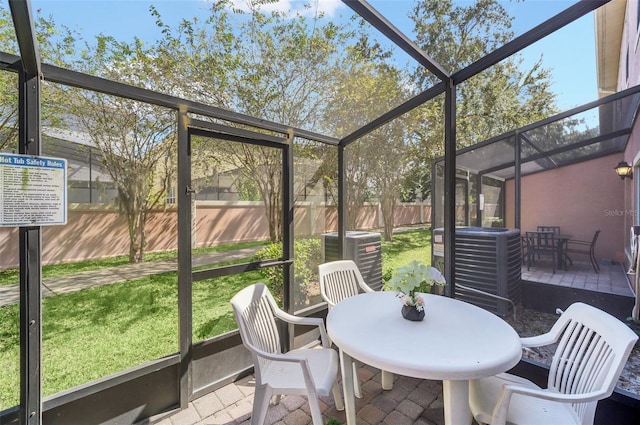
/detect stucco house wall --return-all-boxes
[617,0,640,262]
[506,153,626,263]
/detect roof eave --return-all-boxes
[595,0,626,98]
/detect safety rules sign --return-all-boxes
[0,153,67,227]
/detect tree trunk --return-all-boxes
[123,188,147,264]
[381,199,395,242]
[127,208,143,263]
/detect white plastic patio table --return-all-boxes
[326,291,522,425]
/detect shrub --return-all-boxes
[255,238,322,304]
[254,242,284,297]
[381,252,393,283]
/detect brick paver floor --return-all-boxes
[155,364,448,425]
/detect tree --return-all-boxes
[369,119,413,241]
[72,95,175,263]
[171,0,353,242]
[149,2,237,109]
[208,138,284,242]
[407,0,559,196]
[0,9,176,263]
[339,65,413,241]
[0,69,18,152]
[323,56,378,231]
[0,9,79,152]
[69,37,177,263]
[321,28,412,238]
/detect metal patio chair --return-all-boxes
[526,230,562,274]
[565,230,601,273]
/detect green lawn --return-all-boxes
[380,228,434,299]
[381,227,432,274]
[0,240,268,287]
[0,228,431,409]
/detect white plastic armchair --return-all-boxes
[318,260,375,308]
[230,283,344,425]
[469,302,639,425]
[318,260,394,395]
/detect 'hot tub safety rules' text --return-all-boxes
[0,153,67,226]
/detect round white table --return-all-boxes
[327,291,522,425]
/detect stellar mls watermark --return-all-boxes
[604,208,637,217]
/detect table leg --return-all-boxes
[557,238,570,270]
[381,370,393,390]
[339,349,356,425]
[443,380,472,425]
[557,243,564,269]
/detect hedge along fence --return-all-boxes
[0,201,431,270]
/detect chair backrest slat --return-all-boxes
[557,324,589,393]
[242,295,281,354]
[326,270,358,302]
[545,303,637,424]
[526,230,557,253]
[572,332,600,394]
[231,283,283,379]
[319,260,372,309]
[537,225,561,235]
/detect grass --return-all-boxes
[0,229,430,409]
[0,240,267,287]
[0,260,264,407]
[381,227,432,277]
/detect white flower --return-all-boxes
[384,261,446,309]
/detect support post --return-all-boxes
[10,0,44,421]
[444,79,456,296]
[515,131,522,230]
[338,144,346,259]
[18,57,42,425]
[284,131,295,350]
[177,107,193,408]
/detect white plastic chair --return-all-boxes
[469,302,639,425]
[230,283,344,425]
[319,260,375,309]
[318,260,394,395]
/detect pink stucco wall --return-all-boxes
[621,118,640,258]
[194,202,269,247]
[616,0,640,264]
[0,206,180,268]
[0,202,429,269]
[393,204,431,226]
[506,153,626,263]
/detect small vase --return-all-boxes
[401,305,425,321]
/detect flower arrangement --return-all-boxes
[384,260,446,311]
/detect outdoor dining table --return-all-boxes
[525,230,573,269]
[326,291,522,425]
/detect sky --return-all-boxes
[19,0,597,111]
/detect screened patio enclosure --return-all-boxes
[3,1,638,425]
[431,84,640,231]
